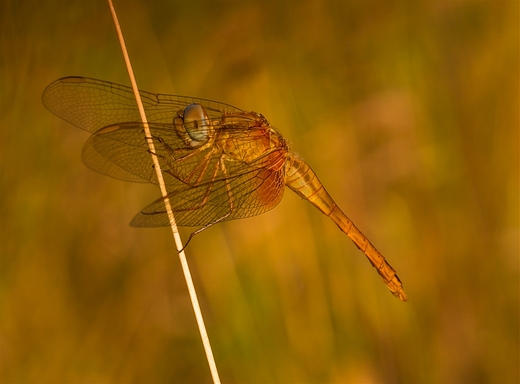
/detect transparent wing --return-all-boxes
[130,150,287,227]
[42,76,244,133]
[81,122,187,185]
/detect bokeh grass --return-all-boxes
[1,1,518,383]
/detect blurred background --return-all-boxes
[1,0,518,383]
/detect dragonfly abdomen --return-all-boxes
[284,153,407,301]
[284,153,337,215]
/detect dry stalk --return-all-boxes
[106,1,221,382]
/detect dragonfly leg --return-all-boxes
[183,158,237,246]
[185,150,214,185]
[148,134,219,187]
[161,148,215,187]
[175,157,222,213]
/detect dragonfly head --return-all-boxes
[174,103,211,147]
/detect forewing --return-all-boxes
[42,76,244,133]
[82,122,220,187]
[82,122,161,184]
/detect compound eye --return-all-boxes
[182,104,210,143]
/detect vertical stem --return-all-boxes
[106,1,221,382]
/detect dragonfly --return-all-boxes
[43,77,407,301]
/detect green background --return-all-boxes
[1,1,518,383]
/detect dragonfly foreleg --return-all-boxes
[185,158,236,242]
[147,134,219,187]
[162,148,216,187]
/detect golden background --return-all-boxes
[1,1,518,383]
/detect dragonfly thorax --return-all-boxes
[174,103,211,148]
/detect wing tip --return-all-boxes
[58,76,87,84]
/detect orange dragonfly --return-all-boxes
[43,77,407,301]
